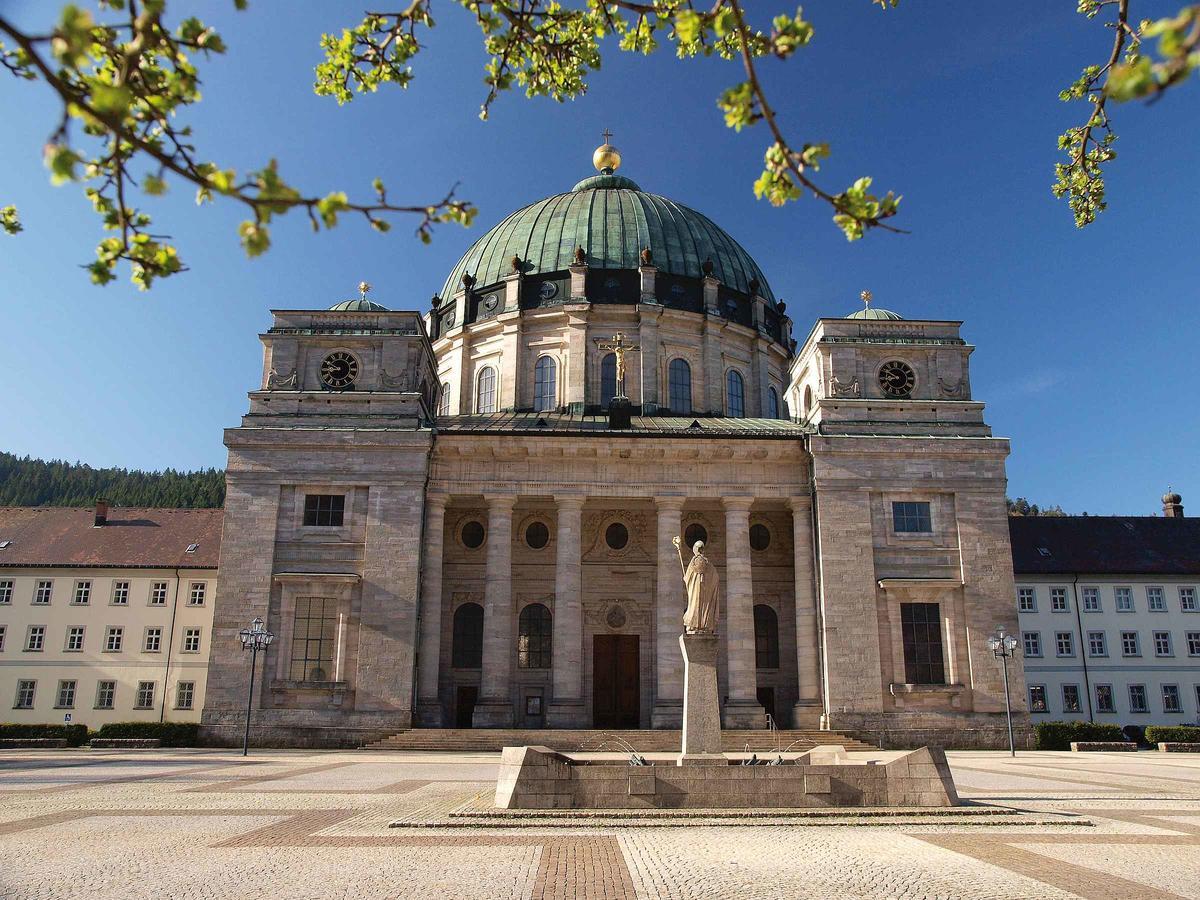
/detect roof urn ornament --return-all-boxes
[592,128,621,174]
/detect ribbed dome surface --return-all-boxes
[328,298,389,312]
[847,307,903,320]
[440,173,775,302]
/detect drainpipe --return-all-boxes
[804,440,830,731]
[1070,572,1093,721]
[160,566,182,723]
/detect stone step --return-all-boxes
[363,729,877,752]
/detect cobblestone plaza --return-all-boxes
[2,749,1198,899]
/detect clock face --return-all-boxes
[878,360,916,398]
[320,351,359,389]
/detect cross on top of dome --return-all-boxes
[593,129,621,174]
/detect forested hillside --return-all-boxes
[0,451,225,508]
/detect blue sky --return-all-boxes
[1,1,1196,515]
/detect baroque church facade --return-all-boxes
[201,143,1029,748]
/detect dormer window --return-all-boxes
[185,543,200,554]
[1036,546,1051,558]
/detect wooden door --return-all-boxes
[593,634,639,728]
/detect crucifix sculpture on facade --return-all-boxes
[597,332,641,399]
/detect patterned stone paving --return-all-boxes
[0,748,1198,898]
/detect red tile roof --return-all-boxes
[0,507,222,569]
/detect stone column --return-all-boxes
[415,495,447,725]
[473,494,516,727]
[788,496,822,727]
[638,306,662,415]
[722,497,765,727]
[547,495,586,727]
[652,496,685,727]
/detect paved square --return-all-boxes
[1,749,1198,898]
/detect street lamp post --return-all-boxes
[238,616,275,757]
[988,627,1020,757]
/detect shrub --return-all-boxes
[0,723,90,746]
[93,722,199,747]
[1145,726,1200,744]
[1034,720,1126,750]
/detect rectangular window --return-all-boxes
[289,596,338,682]
[900,602,945,684]
[134,681,155,709]
[1062,684,1081,713]
[105,626,124,652]
[1022,631,1041,657]
[1162,684,1182,713]
[1017,587,1036,613]
[1081,587,1101,612]
[14,679,35,709]
[65,626,85,652]
[144,627,162,653]
[0,580,12,604]
[150,581,169,606]
[1181,587,1197,612]
[111,581,129,605]
[1055,631,1074,657]
[303,494,345,528]
[25,625,45,652]
[1095,684,1115,713]
[33,580,52,605]
[1187,631,1200,656]
[1050,587,1069,612]
[1087,631,1107,657]
[892,501,932,534]
[1128,684,1148,713]
[1147,586,1166,612]
[0,624,6,652]
[1028,684,1047,713]
[1115,587,1134,612]
[1154,631,1172,656]
[55,680,76,709]
[175,681,195,710]
[183,627,201,653]
[95,680,115,710]
[72,580,91,605]
[1121,631,1140,657]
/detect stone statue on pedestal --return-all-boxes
[673,537,719,634]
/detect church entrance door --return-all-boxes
[592,634,639,728]
[454,686,478,728]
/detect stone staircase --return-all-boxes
[363,728,878,753]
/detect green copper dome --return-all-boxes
[328,297,389,312]
[847,306,903,320]
[441,171,775,302]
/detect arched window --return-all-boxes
[767,386,780,420]
[754,604,779,669]
[475,366,496,414]
[668,358,691,414]
[534,356,557,412]
[726,369,745,418]
[437,382,450,416]
[518,603,552,669]
[802,385,813,417]
[600,353,617,409]
[452,603,484,669]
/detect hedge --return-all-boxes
[1035,721,1126,751]
[93,722,199,747]
[0,723,90,747]
[1145,726,1200,744]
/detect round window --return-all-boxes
[684,523,708,547]
[605,522,629,550]
[525,521,549,549]
[749,523,771,551]
[461,520,486,549]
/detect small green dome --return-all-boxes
[328,298,389,312]
[847,306,903,320]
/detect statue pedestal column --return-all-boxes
[679,633,724,765]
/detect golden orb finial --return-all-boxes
[593,128,621,174]
[358,281,372,299]
[860,289,872,308]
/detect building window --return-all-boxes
[1050,588,1069,612]
[144,627,163,652]
[900,602,945,684]
[1055,631,1074,657]
[72,580,91,605]
[33,580,52,605]
[667,358,691,414]
[605,522,629,550]
[451,602,484,669]
[135,681,155,710]
[1022,631,1041,657]
[437,382,451,416]
[1153,631,1172,656]
[188,582,206,606]
[175,681,195,710]
[1162,684,1182,713]
[1062,684,1081,713]
[1147,586,1166,612]
[289,597,337,682]
[461,520,486,549]
[1087,631,1107,657]
[1128,684,1148,713]
[534,356,557,412]
[303,494,344,527]
[1095,684,1115,713]
[1186,631,1200,656]
[683,523,708,548]
[25,625,45,652]
[1181,587,1197,612]
[150,581,169,606]
[95,680,115,710]
[56,680,76,709]
[753,605,780,669]
[1121,631,1140,656]
[725,369,745,418]
[600,353,617,409]
[14,680,35,709]
[749,523,771,552]
[767,386,780,420]
[0,625,6,652]
[111,581,129,605]
[0,580,11,604]
[525,521,550,550]
[183,627,202,653]
[105,626,124,652]
[892,502,932,534]
[517,603,552,669]
[1017,587,1036,612]
[65,626,85,652]
[1115,587,1134,612]
[475,365,497,414]
[1081,587,1100,612]
[1028,684,1047,713]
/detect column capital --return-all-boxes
[426,494,449,511]
[482,493,517,510]
[654,495,686,511]
[553,494,586,510]
[721,496,755,512]
[786,495,812,512]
